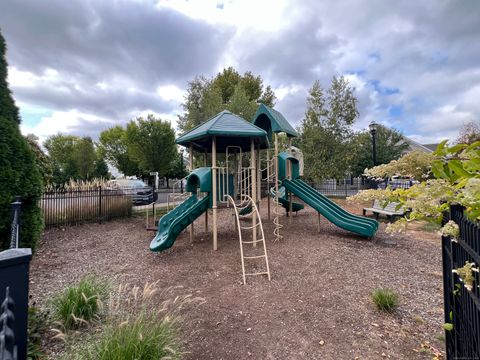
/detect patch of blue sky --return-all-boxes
[388,105,403,117]
[369,80,400,96]
[19,104,52,127]
[346,69,367,76]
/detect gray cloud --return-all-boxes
[2,0,479,143]
[1,0,234,121]
[228,0,480,140]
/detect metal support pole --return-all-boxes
[180,151,184,193]
[212,137,218,250]
[288,138,292,224]
[372,131,377,166]
[205,209,208,232]
[274,133,280,240]
[189,144,194,242]
[266,149,271,221]
[251,138,257,247]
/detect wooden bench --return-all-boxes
[363,199,406,221]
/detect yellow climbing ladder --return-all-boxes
[225,194,271,284]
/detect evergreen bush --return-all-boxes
[0,30,44,250]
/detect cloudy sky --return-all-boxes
[1,0,479,144]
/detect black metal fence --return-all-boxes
[307,177,372,197]
[442,205,480,359]
[40,186,133,228]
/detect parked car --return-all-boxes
[106,179,154,205]
[378,176,419,190]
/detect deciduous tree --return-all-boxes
[298,76,359,181]
[125,115,177,176]
[177,67,276,133]
[347,126,409,177]
[98,126,140,176]
[456,120,480,145]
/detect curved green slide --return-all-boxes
[270,186,304,213]
[150,194,210,252]
[282,178,378,237]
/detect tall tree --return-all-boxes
[346,126,409,177]
[98,126,140,176]
[44,134,79,183]
[93,156,110,179]
[299,76,359,181]
[456,120,480,145]
[125,114,177,176]
[0,30,43,250]
[226,84,258,121]
[44,135,102,182]
[177,67,276,133]
[164,151,188,187]
[72,137,96,180]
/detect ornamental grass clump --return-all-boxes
[371,288,399,312]
[80,312,181,360]
[52,275,107,331]
[70,282,204,360]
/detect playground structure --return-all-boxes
[149,104,379,283]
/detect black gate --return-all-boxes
[442,204,480,359]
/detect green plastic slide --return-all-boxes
[282,179,378,237]
[270,186,304,213]
[150,194,210,252]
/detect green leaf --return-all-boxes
[448,160,473,178]
[465,140,480,151]
[431,160,449,180]
[433,139,449,156]
[463,158,480,172]
[446,144,467,154]
[443,323,454,331]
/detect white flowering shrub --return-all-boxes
[349,140,480,234]
[363,151,434,180]
[440,220,460,240]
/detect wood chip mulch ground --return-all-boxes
[30,199,445,359]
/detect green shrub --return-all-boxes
[0,31,44,250]
[78,312,182,360]
[371,288,399,312]
[52,275,107,330]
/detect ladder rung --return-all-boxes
[242,239,263,244]
[243,255,266,259]
[241,223,261,230]
[245,272,269,276]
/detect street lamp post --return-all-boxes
[369,120,378,166]
[180,150,184,193]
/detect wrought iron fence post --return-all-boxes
[0,286,17,360]
[0,249,31,360]
[98,185,102,224]
[9,197,22,249]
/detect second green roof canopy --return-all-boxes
[176,110,269,153]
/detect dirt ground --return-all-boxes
[30,199,445,359]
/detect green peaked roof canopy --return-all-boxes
[176,110,269,153]
[252,104,299,140]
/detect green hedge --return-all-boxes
[0,31,43,250]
